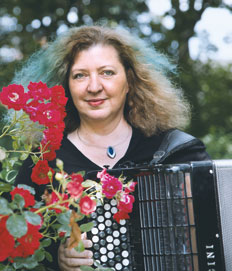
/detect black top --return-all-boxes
[15,128,209,193]
[15,128,210,270]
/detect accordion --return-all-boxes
[88,160,232,271]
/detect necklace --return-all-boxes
[77,128,131,159]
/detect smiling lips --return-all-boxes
[86,98,106,107]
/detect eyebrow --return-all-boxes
[71,65,115,72]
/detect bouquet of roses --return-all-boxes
[0,82,137,271]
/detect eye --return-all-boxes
[102,70,114,76]
[73,73,85,79]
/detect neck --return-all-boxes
[78,115,131,141]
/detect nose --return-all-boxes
[87,74,103,93]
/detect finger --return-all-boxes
[59,253,94,267]
[81,232,87,240]
[83,238,93,248]
[64,248,93,258]
[60,266,82,271]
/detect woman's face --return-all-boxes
[69,44,129,125]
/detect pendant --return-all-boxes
[107,146,116,159]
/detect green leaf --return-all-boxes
[33,249,45,262]
[24,211,42,225]
[75,240,85,253]
[82,180,98,188]
[41,238,52,248]
[45,251,53,263]
[95,268,114,271]
[0,264,15,271]
[23,260,39,269]
[5,169,18,183]
[13,193,25,209]
[20,152,29,161]
[80,222,94,233]
[17,184,35,195]
[6,214,27,238]
[80,266,94,271]
[0,197,13,215]
[33,201,44,208]
[58,224,71,236]
[77,170,85,176]
[32,265,46,271]
[13,262,24,269]
[57,210,72,225]
[0,181,12,192]
[31,155,39,164]
[12,140,19,150]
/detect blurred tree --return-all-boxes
[0,0,232,158]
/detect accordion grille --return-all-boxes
[137,169,198,271]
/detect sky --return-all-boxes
[147,0,232,64]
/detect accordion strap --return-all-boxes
[150,129,199,164]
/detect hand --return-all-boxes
[58,233,93,271]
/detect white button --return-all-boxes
[115,263,122,270]
[113,230,120,237]
[110,199,117,206]
[105,211,111,218]
[104,203,111,210]
[122,259,130,266]
[92,236,99,243]
[107,243,114,250]
[122,250,129,258]
[100,255,107,262]
[98,223,105,231]
[100,247,107,254]
[108,251,115,258]
[105,219,112,227]
[106,236,113,242]
[111,207,118,214]
[120,227,127,234]
[119,219,126,225]
[91,227,98,235]
[97,215,104,222]
[113,239,120,246]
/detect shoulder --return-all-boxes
[150,129,210,164]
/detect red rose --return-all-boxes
[36,103,64,127]
[40,127,64,161]
[31,160,54,185]
[67,180,83,199]
[24,99,40,122]
[0,84,28,111]
[125,182,137,193]
[102,177,122,199]
[79,196,96,215]
[47,192,69,214]
[10,223,43,259]
[50,85,68,106]
[117,194,135,213]
[113,211,130,223]
[0,217,15,261]
[10,187,35,208]
[71,173,84,183]
[27,81,51,101]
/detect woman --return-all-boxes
[14,25,209,270]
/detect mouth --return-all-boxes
[86,98,106,107]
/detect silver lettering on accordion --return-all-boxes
[205,244,216,270]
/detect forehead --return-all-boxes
[72,44,122,65]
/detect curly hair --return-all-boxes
[12,25,190,137]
